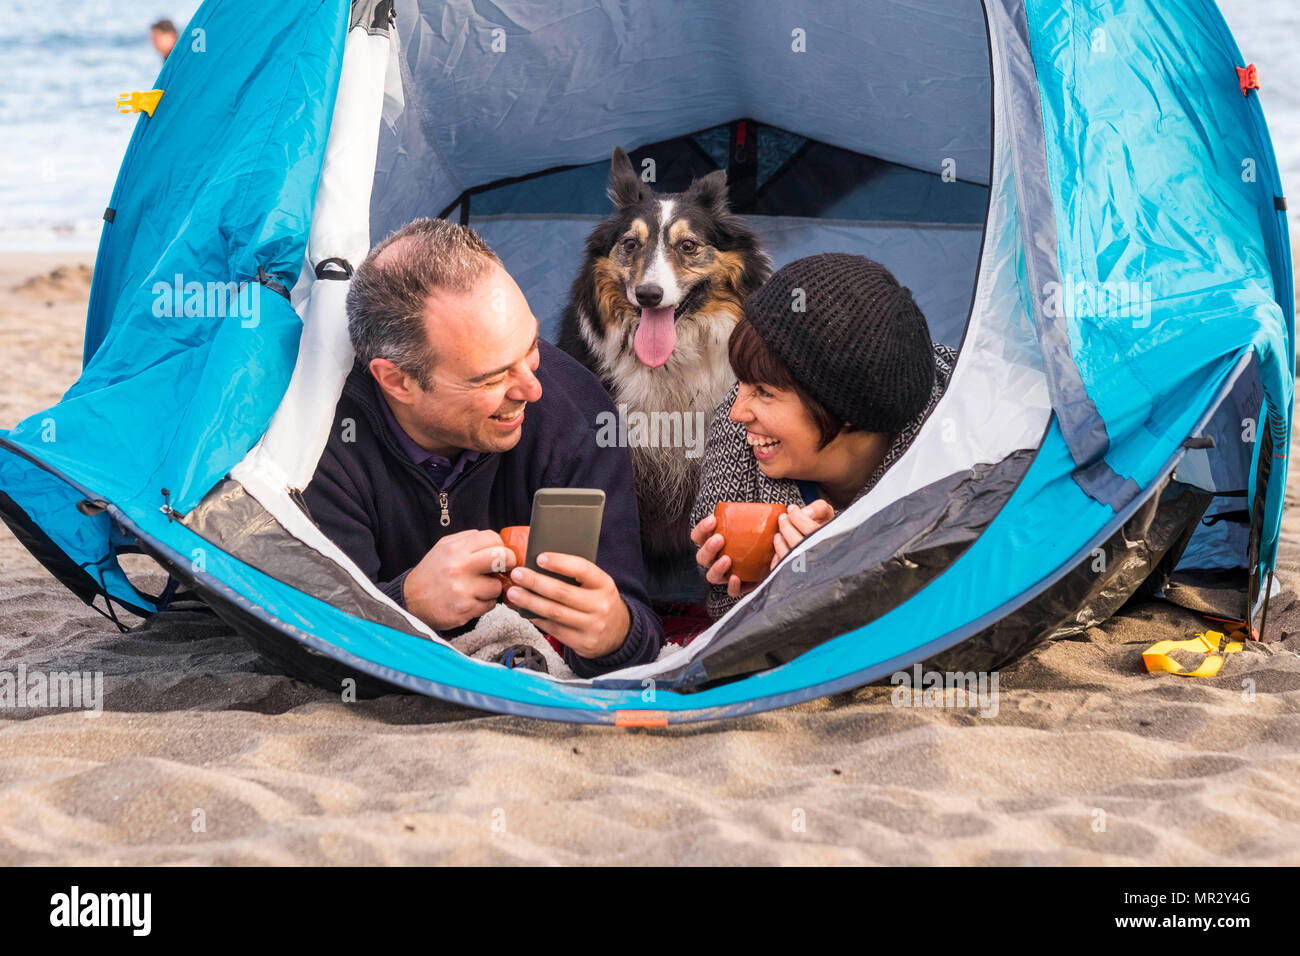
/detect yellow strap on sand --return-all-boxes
[1142,630,1243,678]
[116,89,164,116]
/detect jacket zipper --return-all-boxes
[399,446,493,531]
[350,374,496,531]
[433,453,494,528]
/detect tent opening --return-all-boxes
[240,0,1005,685]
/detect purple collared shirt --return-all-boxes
[372,378,481,491]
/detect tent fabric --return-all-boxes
[1026,0,1291,572]
[0,0,1293,724]
[462,128,991,223]
[992,0,1139,514]
[370,0,994,232]
[0,0,348,618]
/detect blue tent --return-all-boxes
[0,0,1291,722]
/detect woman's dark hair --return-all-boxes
[727,317,856,449]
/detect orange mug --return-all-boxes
[497,525,530,606]
[713,502,788,583]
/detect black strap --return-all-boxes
[314,257,354,280]
[88,594,129,633]
[1202,508,1250,526]
[77,559,130,633]
[143,574,182,609]
[437,190,468,221]
[255,265,290,300]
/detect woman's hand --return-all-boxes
[771,499,835,568]
[690,513,758,599]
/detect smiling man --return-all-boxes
[303,218,663,676]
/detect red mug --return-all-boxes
[497,525,530,607]
[713,502,787,583]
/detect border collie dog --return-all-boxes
[559,148,771,576]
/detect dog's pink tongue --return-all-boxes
[634,306,677,367]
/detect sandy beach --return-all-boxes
[0,251,1298,866]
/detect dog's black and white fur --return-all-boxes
[558,148,771,576]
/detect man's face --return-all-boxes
[375,263,543,456]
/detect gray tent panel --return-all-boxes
[372,0,993,232]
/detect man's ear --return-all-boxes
[607,147,644,209]
[369,358,416,403]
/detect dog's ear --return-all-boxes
[685,169,730,216]
[607,147,644,209]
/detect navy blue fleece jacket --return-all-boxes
[301,341,663,677]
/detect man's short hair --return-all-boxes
[347,218,503,390]
[150,19,177,34]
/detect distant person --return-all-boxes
[150,19,177,60]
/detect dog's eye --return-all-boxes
[620,238,639,255]
[678,239,699,254]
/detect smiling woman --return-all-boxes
[690,253,958,618]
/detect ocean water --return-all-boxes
[0,2,199,251]
[0,0,1294,251]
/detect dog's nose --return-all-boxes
[635,284,663,308]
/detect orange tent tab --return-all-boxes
[614,711,670,728]
[1236,63,1259,97]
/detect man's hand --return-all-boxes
[506,552,630,659]
[690,513,758,599]
[771,499,835,567]
[404,530,516,631]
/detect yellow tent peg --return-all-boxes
[1142,630,1243,679]
[116,89,164,117]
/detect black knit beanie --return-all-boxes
[743,253,936,433]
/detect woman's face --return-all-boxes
[729,381,827,480]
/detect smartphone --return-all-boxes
[520,488,605,616]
